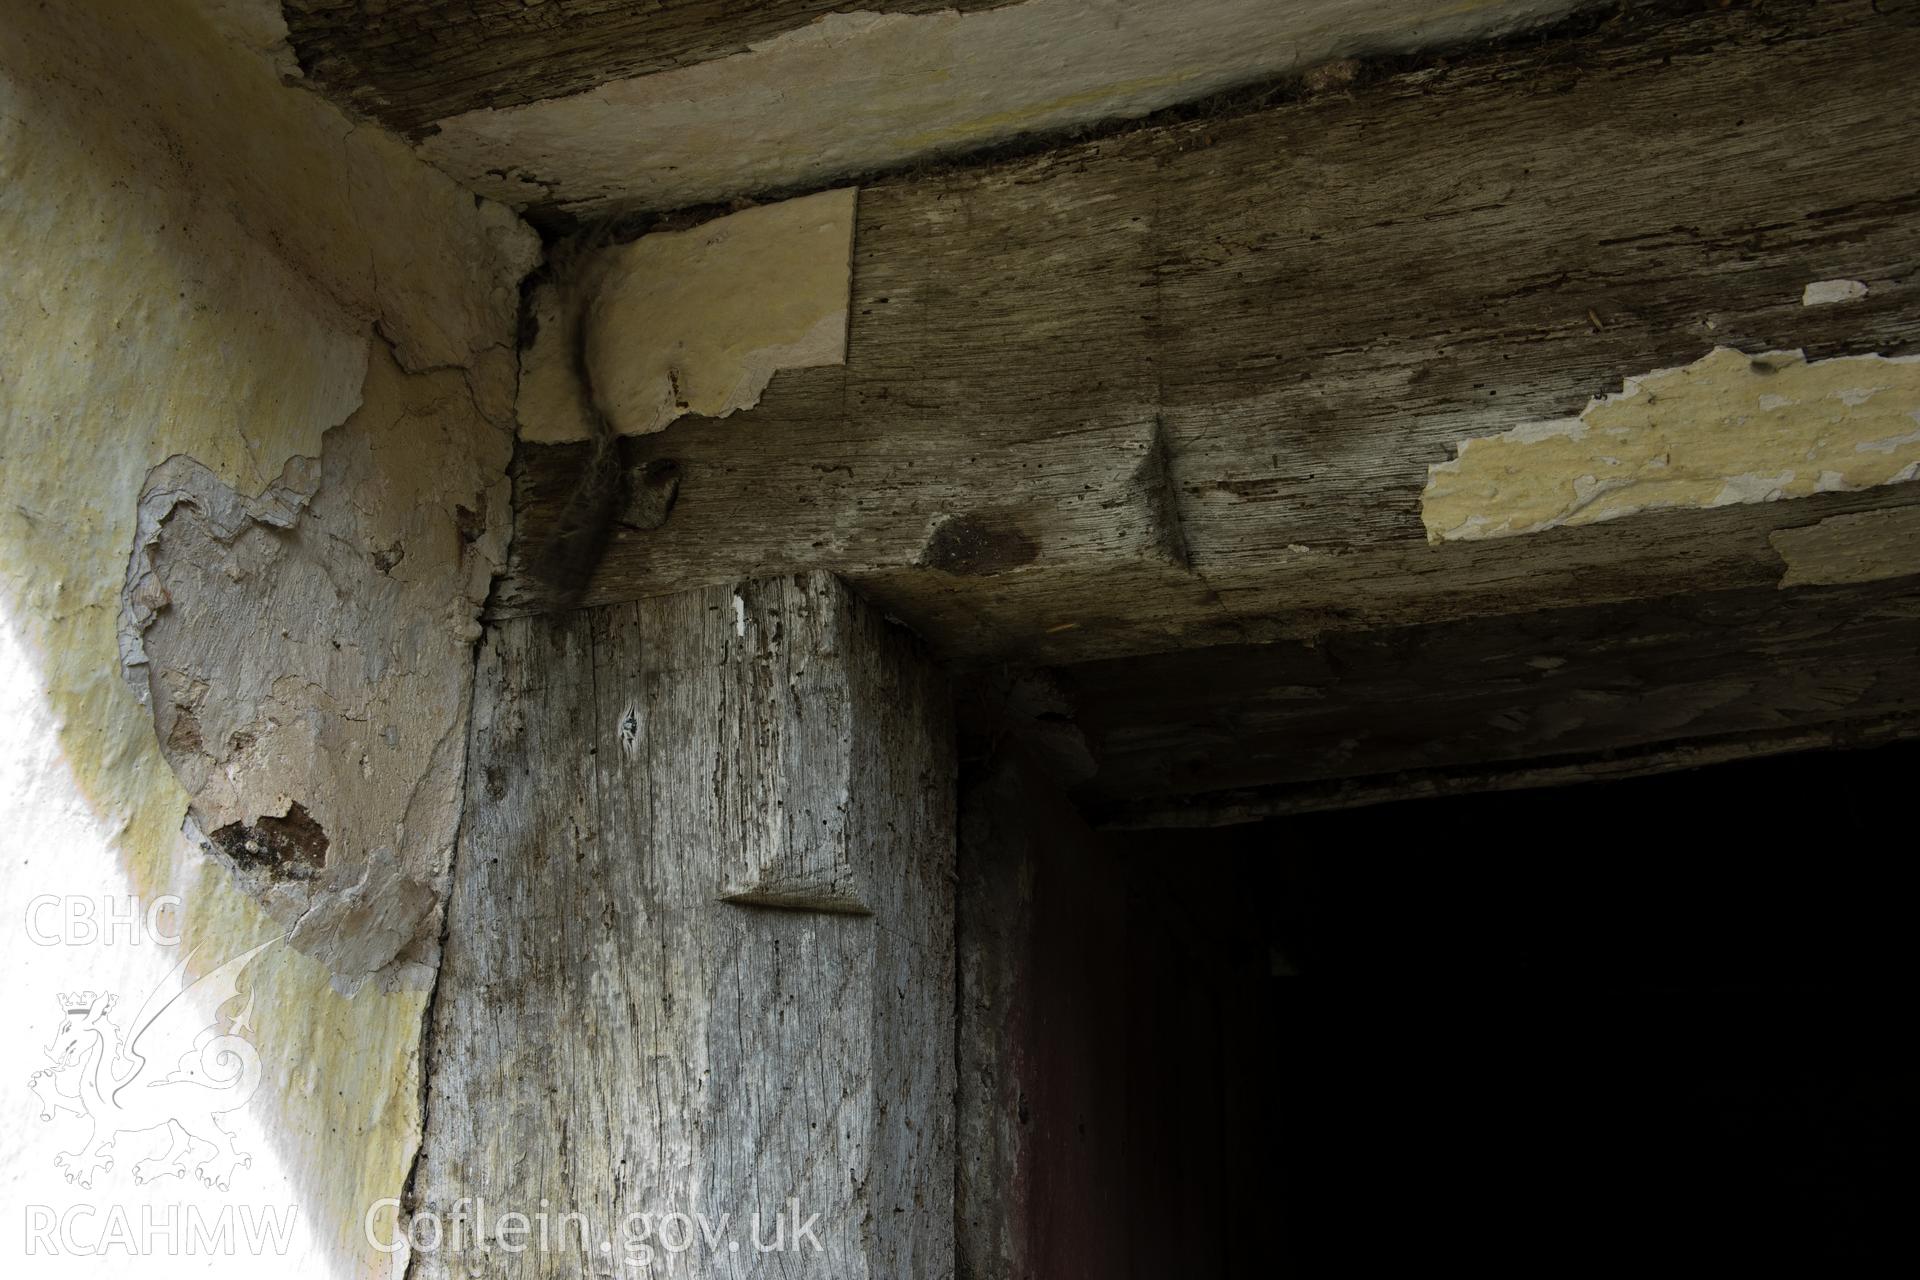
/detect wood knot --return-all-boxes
[918,513,1039,576]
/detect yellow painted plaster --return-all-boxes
[1423,347,1920,543]
[519,189,856,443]
[1,1,534,1274]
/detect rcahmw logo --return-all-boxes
[23,1203,299,1257]
[27,937,278,1191]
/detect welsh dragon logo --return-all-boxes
[27,937,278,1191]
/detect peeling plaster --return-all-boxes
[2,0,533,1272]
[416,0,1587,214]
[120,346,513,987]
[519,189,856,442]
[1422,347,1920,543]
[1771,507,1920,588]
[1802,278,1869,307]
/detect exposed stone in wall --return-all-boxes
[1423,347,1920,543]
[119,346,514,988]
[518,188,857,442]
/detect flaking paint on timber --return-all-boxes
[1423,347,1920,543]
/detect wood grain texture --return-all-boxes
[499,0,1920,667]
[1097,716,1920,827]
[1064,577,1920,824]
[412,572,954,1277]
[282,0,1015,137]
[956,751,1128,1279]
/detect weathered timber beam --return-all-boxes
[497,0,1920,668]
[413,572,954,1277]
[1062,577,1920,824]
[957,749,1129,1277]
[1095,716,1920,828]
[282,0,1015,138]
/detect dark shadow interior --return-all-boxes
[985,739,1910,1274]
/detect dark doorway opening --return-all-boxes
[964,740,1909,1274]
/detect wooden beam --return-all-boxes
[1096,716,1920,827]
[499,0,1920,668]
[1061,577,1920,825]
[412,573,954,1277]
[281,0,1014,138]
[957,750,1128,1277]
